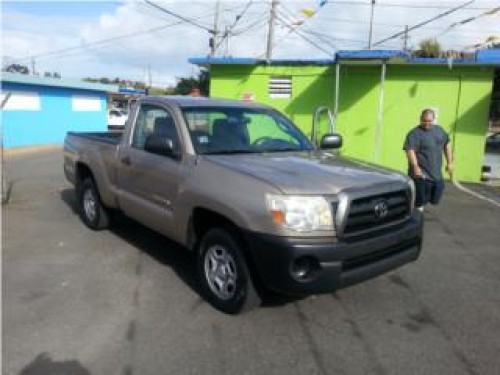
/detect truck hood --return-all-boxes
[203,151,408,195]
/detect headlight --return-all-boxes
[266,195,334,232]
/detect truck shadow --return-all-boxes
[111,214,201,293]
[60,188,200,295]
[60,188,302,309]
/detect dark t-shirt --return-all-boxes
[403,125,450,180]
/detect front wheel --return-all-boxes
[78,177,110,230]
[197,228,261,314]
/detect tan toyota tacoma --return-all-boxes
[64,96,423,314]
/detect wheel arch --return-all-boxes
[188,207,265,291]
[188,207,243,252]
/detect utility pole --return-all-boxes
[31,57,36,75]
[224,26,230,57]
[147,64,152,87]
[372,0,474,48]
[402,25,409,51]
[210,0,220,57]
[265,0,278,59]
[368,0,375,50]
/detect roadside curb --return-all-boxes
[3,145,62,204]
[4,145,62,157]
[452,179,500,209]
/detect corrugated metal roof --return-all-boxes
[1,72,119,92]
[407,57,477,64]
[188,57,334,66]
[336,50,409,60]
[188,57,259,65]
[476,49,500,62]
[118,87,146,95]
[189,49,500,66]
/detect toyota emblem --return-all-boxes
[374,200,389,219]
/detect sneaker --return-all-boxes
[416,206,424,212]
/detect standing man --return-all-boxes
[403,108,454,211]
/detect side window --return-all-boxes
[131,104,179,152]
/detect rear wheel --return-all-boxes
[197,228,261,314]
[78,177,110,230]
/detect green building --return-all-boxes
[190,50,500,182]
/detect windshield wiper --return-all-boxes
[264,147,303,152]
[202,149,258,155]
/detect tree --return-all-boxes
[174,77,199,95]
[485,36,500,49]
[173,69,209,96]
[198,69,210,96]
[3,63,29,74]
[414,38,442,58]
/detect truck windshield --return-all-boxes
[182,106,314,154]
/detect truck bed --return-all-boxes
[66,131,122,145]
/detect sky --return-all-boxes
[1,0,499,87]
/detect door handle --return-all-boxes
[121,156,132,166]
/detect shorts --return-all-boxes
[413,177,445,207]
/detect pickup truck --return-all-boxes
[64,96,423,314]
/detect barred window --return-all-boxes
[268,76,292,99]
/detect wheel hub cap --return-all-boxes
[204,245,237,300]
[83,189,97,222]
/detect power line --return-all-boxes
[214,0,255,53]
[232,14,268,36]
[317,16,405,28]
[276,7,338,51]
[322,1,494,10]
[274,15,334,57]
[12,20,184,62]
[431,6,500,39]
[143,0,213,32]
[274,3,336,54]
[299,30,367,45]
[372,0,476,47]
[10,7,220,63]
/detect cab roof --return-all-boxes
[140,95,270,109]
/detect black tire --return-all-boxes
[197,228,261,314]
[78,177,110,230]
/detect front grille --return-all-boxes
[342,238,420,271]
[343,190,410,235]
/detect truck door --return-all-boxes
[116,103,186,238]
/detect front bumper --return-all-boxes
[244,213,423,295]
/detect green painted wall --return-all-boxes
[210,65,335,139]
[209,63,494,182]
[452,69,493,181]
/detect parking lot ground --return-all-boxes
[3,149,500,375]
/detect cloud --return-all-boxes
[2,0,499,87]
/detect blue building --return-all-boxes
[1,73,118,148]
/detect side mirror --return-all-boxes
[320,133,343,149]
[144,135,179,159]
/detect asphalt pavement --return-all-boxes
[3,148,500,375]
